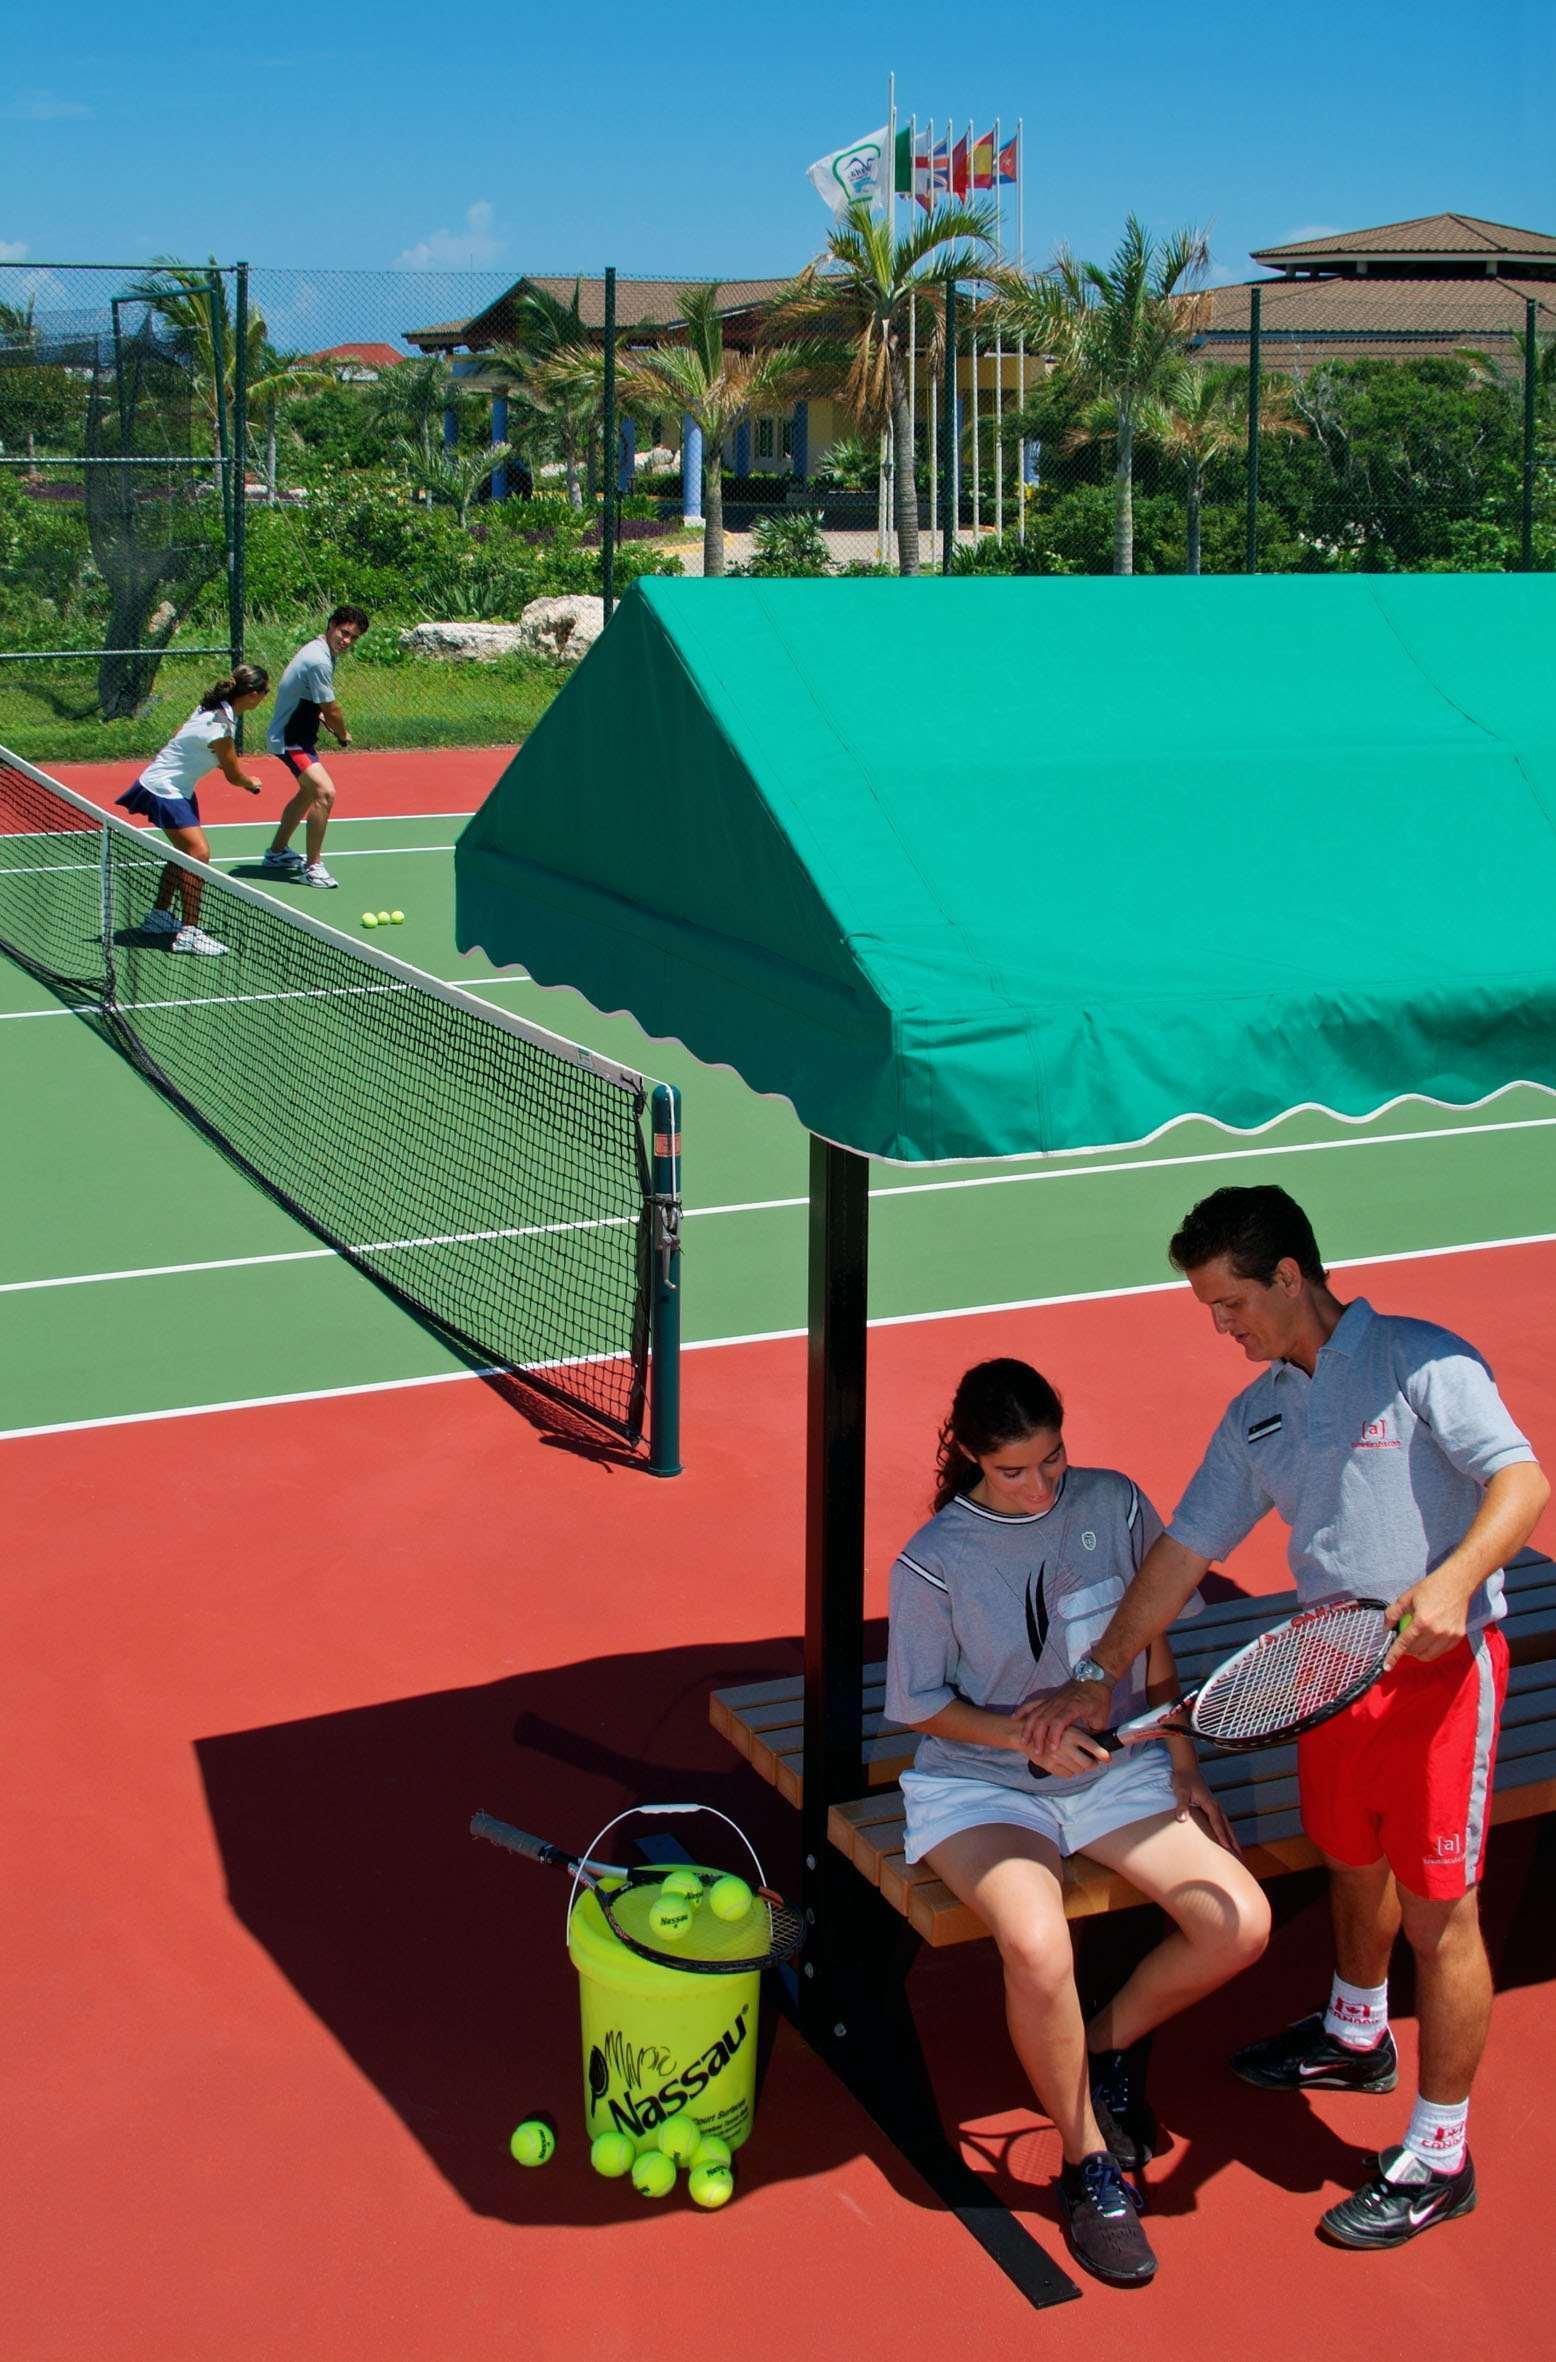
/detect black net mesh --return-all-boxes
[0,746,654,1441]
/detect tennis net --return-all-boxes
[0,745,658,1443]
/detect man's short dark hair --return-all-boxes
[328,604,370,632]
[1169,1185,1326,1286]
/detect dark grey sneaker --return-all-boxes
[1319,2144,1476,2249]
[1231,2011,1398,2093]
[1057,2151,1157,2287]
[1090,2045,1158,2170]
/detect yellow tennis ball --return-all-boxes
[661,1869,704,1903]
[631,2148,677,2199]
[589,2131,635,2179]
[688,2161,735,2210]
[656,2116,701,2167]
[706,1874,753,1924]
[361,911,378,928]
[376,910,391,925]
[508,2117,555,2167]
[690,2134,732,2171]
[390,909,405,924]
[648,1893,695,1942]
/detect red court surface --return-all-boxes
[7,1246,1556,2360]
[53,746,513,823]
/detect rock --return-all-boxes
[397,621,529,662]
[517,594,605,662]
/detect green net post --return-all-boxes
[232,264,249,707]
[206,269,234,581]
[941,281,957,575]
[1245,283,1261,575]
[1523,297,1538,573]
[649,1080,683,1477]
[602,265,617,621]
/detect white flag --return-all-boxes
[806,126,889,215]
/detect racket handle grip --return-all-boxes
[470,1812,571,1868]
[1027,1731,1123,1782]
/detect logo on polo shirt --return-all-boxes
[1082,1530,1096,1551]
[1354,1418,1400,1451]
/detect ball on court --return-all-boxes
[361,911,378,928]
[589,2131,636,2179]
[508,2117,555,2167]
[661,1869,704,1903]
[647,1894,695,1942]
[376,910,392,926]
[631,2148,677,2199]
[656,2116,701,2167]
[690,2134,732,2171]
[706,1875,753,1924]
[390,909,405,925]
[687,2161,735,2210]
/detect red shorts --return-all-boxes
[1297,1628,1508,1900]
[278,746,324,782]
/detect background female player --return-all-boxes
[116,664,270,956]
[886,1357,1270,2289]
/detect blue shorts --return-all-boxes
[118,781,200,831]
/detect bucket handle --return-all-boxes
[565,1803,768,1947]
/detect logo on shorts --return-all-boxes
[1354,1418,1400,1450]
[1428,1832,1464,1861]
[1081,1530,1097,1551]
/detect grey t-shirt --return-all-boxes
[266,635,335,754]
[886,1466,1184,1795]
[1169,1298,1534,1628]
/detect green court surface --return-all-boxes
[5,804,1556,1437]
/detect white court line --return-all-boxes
[4,1114,1555,1298]
[4,1229,1552,1445]
[0,968,531,1020]
[5,842,458,879]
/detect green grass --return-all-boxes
[0,623,571,762]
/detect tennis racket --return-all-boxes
[469,1803,805,1975]
[1029,1594,1409,1780]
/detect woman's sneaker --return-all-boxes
[140,907,180,936]
[170,924,227,956]
[1057,2152,1157,2287]
[1089,2045,1158,2170]
[1319,2145,1476,2249]
[1231,2011,1398,2092]
[301,861,338,889]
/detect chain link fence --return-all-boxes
[1,257,1550,762]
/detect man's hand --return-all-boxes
[1015,1679,1112,1759]
[239,775,262,795]
[1025,1723,1113,1779]
[1385,1568,1470,1668]
[1170,1758,1241,1853]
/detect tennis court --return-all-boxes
[7,746,1556,2359]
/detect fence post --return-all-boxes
[942,281,957,575]
[232,263,248,705]
[648,1080,682,1476]
[1523,297,1538,573]
[1245,282,1261,575]
[207,269,233,571]
[602,266,617,620]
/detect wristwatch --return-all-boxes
[1071,1654,1109,1686]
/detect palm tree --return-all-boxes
[410,441,514,527]
[993,216,1210,574]
[772,198,996,575]
[620,283,821,577]
[126,262,331,494]
[365,352,470,469]
[482,280,602,509]
[1150,363,1305,572]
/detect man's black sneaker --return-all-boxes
[1057,2151,1157,2287]
[1319,2145,1476,2249]
[1230,2011,1398,2093]
[1089,2045,1159,2170]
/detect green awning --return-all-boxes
[455,574,1556,1162]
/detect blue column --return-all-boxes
[442,404,458,453]
[791,399,809,484]
[681,413,704,524]
[734,420,751,476]
[490,391,508,500]
[618,414,636,495]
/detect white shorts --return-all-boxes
[901,1741,1179,1865]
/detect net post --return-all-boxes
[602,266,617,621]
[648,1080,682,1477]
[97,819,115,998]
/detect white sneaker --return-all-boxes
[301,862,338,889]
[141,908,180,935]
[261,847,306,874]
[170,924,227,956]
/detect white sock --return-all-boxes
[1323,1974,1389,2051]
[1391,2094,1469,2178]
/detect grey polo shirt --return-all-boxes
[1168,1298,1534,1628]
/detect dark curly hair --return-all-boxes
[932,1358,1064,1513]
[1168,1185,1325,1286]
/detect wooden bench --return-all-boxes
[711,1550,1556,1943]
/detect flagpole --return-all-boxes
[1017,115,1027,547]
[968,118,980,542]
[994,112,1003,540]
[927,120,937,565]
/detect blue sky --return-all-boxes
[3,0,1552,313]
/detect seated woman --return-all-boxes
[886,1357,1270,2289]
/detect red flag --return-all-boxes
[971,130,995,189]
[950,131,970,196]
[996,129,1019,184]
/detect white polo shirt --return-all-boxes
[1169,1298,1534,1628]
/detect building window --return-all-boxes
[755,417,775,459]
[780,418,793,458]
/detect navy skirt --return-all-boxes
[118,781,201,831]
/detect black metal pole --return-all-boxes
[206,270,234,609]
[1245,282,1261,576]
[231,263,249,735]
[941,282,958,574]
[1523,297,1537,573]
[602,266,617,621]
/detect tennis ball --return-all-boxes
[589,2131,636,2179]
[706,1874,753,1924]
[390,909,405,925]
[361,911,378,928]
[687,2161,735,2210]
[631,2148,677,2199]
[656,2116,701,2167]
[661,1869,705,1903]
[376,910,391,925]
[690,2134,732,2171]
[647,1893,695,1942]
[508,2117,555,2167]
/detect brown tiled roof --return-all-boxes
[399,317,468,350]
[403,275,794,352]
[1253,213,1556,265]
[311,342,405,369]
[1195,273,1555,365]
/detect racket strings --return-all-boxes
[1193,1604,1389,1743]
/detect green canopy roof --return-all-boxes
[455,574,1556,1163]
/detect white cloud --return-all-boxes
[394,199,504,270]
[3,91,94,121]
[0,239,27,262]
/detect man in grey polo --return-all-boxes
[1020,1185,1548,2254]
